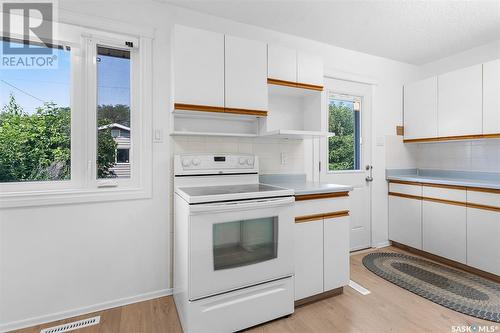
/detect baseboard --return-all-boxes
[294,287,343,307]
[374,241,391,249]
[0,288,173,333]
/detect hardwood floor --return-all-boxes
[11,246,493,333]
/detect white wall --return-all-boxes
[0,1,419,330]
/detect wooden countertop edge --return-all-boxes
[295,191,349,201]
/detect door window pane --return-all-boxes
[328,94,361,171]
[0,39,71,182]
[213,217,278,270]
[96,46,131,179]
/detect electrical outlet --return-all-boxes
[280,152,288,165]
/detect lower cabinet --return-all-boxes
[467,208,500,276]
[293,194,350,302]
[389,195,422,249]
[423,200,467,264]
[324,216,350,290]
[294,219,324,300]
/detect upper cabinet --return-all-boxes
[267,44,324,90]
[268,45,297,83]
[403,60,500,143]
[173,25,224,108]
[438,64,483,137]
[297,53,324,88]
[225,36,267,112]
[403,76,438,140]
[483,59,500,135]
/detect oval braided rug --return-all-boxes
[362,252,500,322]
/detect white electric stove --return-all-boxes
[173,154,295,333]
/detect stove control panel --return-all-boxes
[174,154,258,175]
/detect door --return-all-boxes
[267,44,297,83]
[297,52,324,86]
[188,197,294,300]
[319,78,372,251]
[438,64,482,137]
[467,207,500,275]
[483,59,500,135]
[225,35,268,111]
[323,215,350,290]
[388,195,422,249]
[294,218,323,300]
[173,25,224,107]
[404,76,438,140]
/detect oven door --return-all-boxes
[188,196,294,301]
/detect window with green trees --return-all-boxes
[328,96,361,171]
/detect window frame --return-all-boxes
[0,18,152,208]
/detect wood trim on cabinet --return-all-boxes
[388,180,422,187]
[391,241,500,283]
[295,210,349,223]
[422,197,467,207]
[403,133,500,143]
[174,103,225,113]
[467,187,500,194]
[388,192,422,201]
[174,103,268,117]
[467,203,500,213]
[267,78,324,91]
[295,191,349,201]
[294,287,343,307]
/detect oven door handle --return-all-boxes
[189,196,294,213]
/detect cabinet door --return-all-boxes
[423,201,466,263]
[467,208,500,275]
[297,52,323,87]
[389,195,422,249]
[404,77,438,140]
[324,216,350,291]
[225,36,267,111]
[438,65,483,137]
[174,25,224,107]
[267,44,296,83]
[294,219,323,300]
[483,59,500,135]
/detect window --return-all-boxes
[328,94,361,171]
[116,149,129,163]
[0,39,71,182]
[0,17,153,207]
[96,46,131,179]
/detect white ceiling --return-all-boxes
[165,0,500,65]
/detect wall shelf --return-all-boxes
[261,130,332,140]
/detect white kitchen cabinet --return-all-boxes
[297,52,323,87]
[173,25,224,107]
[294,219,324,300]
[389,195,422,249]
[483,59,500,135]
[403,77,438,140]
[267,44,297,83]
[324,216,350,291]
[423,200,467,263]
[225,36,268,111]
[467,207,500,275]
[438,64,483,137]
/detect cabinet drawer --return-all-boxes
[295,196,349,218]
[467,189,500,209]
[422,185,466,202]
[389,183,422,196]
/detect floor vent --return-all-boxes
[40,316,100,333]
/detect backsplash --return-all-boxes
[172,136,306,174]
[386,136,500,172]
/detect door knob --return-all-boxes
[366,176,373,182]
[365,165,373,182]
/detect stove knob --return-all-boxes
[246,158,253,166]
[192,158,201,166]
[181,158,191,167]
[239,157,246,165]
